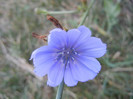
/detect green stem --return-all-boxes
[35,8,77,15]
[56,80,64,99]
[78,0,95,26]
[56,59,68,99]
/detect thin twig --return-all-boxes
[35,8,77,15]
[111,67,133,72]
[78,0,95,26]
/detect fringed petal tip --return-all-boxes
[78,25,92,37]
[33,69,45,77]
[29,50,36,60]
[65,82,78,87]
[50,28,63,34]
[47,80,58,87]
[47,80,78,87]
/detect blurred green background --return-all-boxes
[0,0,133,99]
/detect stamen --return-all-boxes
[56,47,78,64]
[68,61,70,64]
[62,47,65,50]
[71,57,74,61]
[67,51,69,54]
[74,51,78,55]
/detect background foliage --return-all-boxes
[0,0,133,99]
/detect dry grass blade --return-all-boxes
[0,40,43,82]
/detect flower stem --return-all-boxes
[35,8,77,15]
[56,80,64,99]
[56,59,68,99]
[78,0,95,26]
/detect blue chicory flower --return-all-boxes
[30,25,107,87]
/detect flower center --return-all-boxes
[56,47,78,64]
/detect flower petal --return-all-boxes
[30,46,48,60]
[71,60,97,82]
[73,26,91,48]
[67,29,81,48]
[30,46,57,60]
[30,46,57,67]
[34,58,55,77]
[64,63,78,87]
[30,46,57,77]
[76,37,107,58]
[48,28,67,49]
[47,62,65,87]
[76,56,101,73]
[78,25,91,38]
